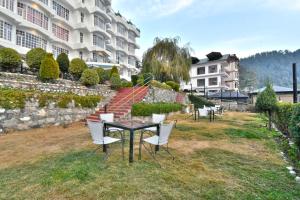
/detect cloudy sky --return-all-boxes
[112,0,300,59]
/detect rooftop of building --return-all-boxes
[250,85,300,94]
[192,52,239,65]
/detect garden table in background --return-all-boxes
[104,121,160,163]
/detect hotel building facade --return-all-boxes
[0,0,140,80]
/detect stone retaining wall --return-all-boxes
[0,99,98,133]
[144,87,177,103]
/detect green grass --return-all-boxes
[0,112,300,199]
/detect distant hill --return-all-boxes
[240,50,300,90]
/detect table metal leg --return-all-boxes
[129,129,134,163]
[155,124,160,152]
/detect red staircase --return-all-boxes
[87,86,149,121]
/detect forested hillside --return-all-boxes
[240,50,300,90]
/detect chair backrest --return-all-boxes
[198,108,208,116]
[159,122,174,144]
[152,114,166,124]
[87,120,104,143]
[100,113,114,123]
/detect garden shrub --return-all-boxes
[290,103,300,150]
[150,80,172,90]
[121,80,133,88]
[95,68,107,84]
[143,73,153,85]
[137,76,144,86]
[39,53,60,82]
[131,75,139,86]
[166,81,180,92]
[69,58,87,80]
[274,102,293,135]
[132,102,182,116]
[0,48,21,70]
[80,69,99,86]
[26,48,46,70]
[56,53,69,73]
[188,95,215,109]
[110,66,119,77]
[110,73,121,90]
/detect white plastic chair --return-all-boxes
[198,108,208,117]
[139,122,175,161]
[87,120,124,160]
[143,114,166,132]
[100,113,124,135]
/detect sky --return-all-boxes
[112,0,300,59]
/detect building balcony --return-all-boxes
[106,23,114,34]
[73,22,89,31]
[105,40,114,49]
[89,7,111,22]
[89,26,111,39]
[89,46,111,56]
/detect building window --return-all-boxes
[197,79,205,87]
[93,34,104,48]
[117,24,126,36]
[128,44,135,54]
[208,77,218,86]
[92,52,104,62]
[128,56,135,66]
[52,45,69,58]
[52,1,69,21]
[0,0,14,11]
[116,51,125,64]
[16,30,47,50]
[39,0,48,5]
[52,24,69,41]
[208,65,218,73]
[128,31,135,42]
[0,20,12,41]
[79,51,83,59]
[116,38,125,49]
[197,67,205,75]
[17,3,49,30]
[94,15,105,30]
[81,12,84,23]
[80,32,83,43]
[95,0,104,10]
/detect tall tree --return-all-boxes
[255,82,277,130]
[142,37,191,83]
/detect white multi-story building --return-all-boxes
[182,52,239,94]
[0,0,140,81]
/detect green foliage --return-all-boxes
[142,37,191,82]
[95,68,108,84]
[150,80,172,90]
[80,69,99,86]
[255,83,277,112]
[0,88,101,109]
[137,76,144,86]
[188,95,215,109]
[274,102,293,135]
[56,53,69,73]
[142,73,153,85]
[132,102,182,116]
[290,103,300,150]
[166,81,180,92]
[121,80,133,88]
[39,53,60,82]
[110,66,119,77]
[26,48,46,70]
[131,75,139,86]
[110,73,121,90]
[69,58,87,80]
[0,48,21,70]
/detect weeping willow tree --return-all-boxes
[142,37,191,83]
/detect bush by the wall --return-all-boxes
[132,102,182,116]
[121,80,133,88]
[188,95,215,109]
[150,80,172,90]
[39,53,60,82]
[26,48,46,70]
[110,73,121,90]
[274,102,294,135]
[131,75,138,86]
[80,69,99,86]
[110,66,119,77]
[56,53,69,73]
[166,81,180,92]
[69,58,87,80]
[0,48,21,71]
[95,68,107,84]
[290,103,300,150]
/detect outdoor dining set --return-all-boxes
[87,113,175,163]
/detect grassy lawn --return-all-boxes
[0,112,299,199]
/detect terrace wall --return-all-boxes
[144,87,178,103]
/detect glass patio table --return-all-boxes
[104,121,160,163]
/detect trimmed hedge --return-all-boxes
[290,104,300,149]
[131,75,139,86]
[95,68,109,84]
[188,95,215,108]
[69,58,88,80]
[39,53,60,82]
[110,73,121,90]
[26,48,46,69]
[150,80,172,90]
[166,81,180,92]
[274,102,293,135]
[56,53,69,73]
[80,69,99,86]
[110,66,119,77]
[132,102,182,116]
[0,88,101,109]
[0,48,21,70]
[121,80,133,88]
